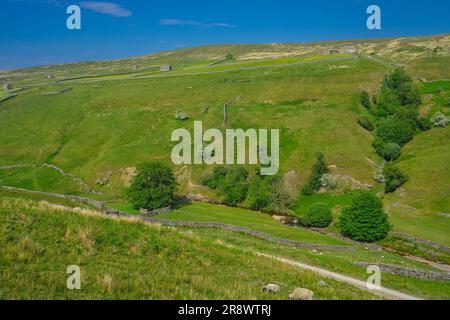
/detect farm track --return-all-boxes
[253,251,422,300]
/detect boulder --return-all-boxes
[318,280,329,287]
[263,284,280,293]
[288,288,314,300]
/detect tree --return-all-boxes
[431,112,449,127]
[302,153,329,195]
[269,175,292,214]
[303,203,332,228]
[382,68,412,91]
[245,175,272,210]
[360,90,371,109]
[127,162,177,211]
[383,163,408,193]
[202,166,248,206]
[376,117,414,146]
[225,53,234,61]
[338,192,390,242]
[381,142,401,161]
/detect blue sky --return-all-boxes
[1,0,449,69]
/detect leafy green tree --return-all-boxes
[302,153,329,195]
[360,90,371,109]
[382,68,412,91]
[269,175,292,214]
[381,142,401,161]
[225,53,234,60]
[303,203,332,228]
[127,162,177,210]
[376,117,414,146]
[338,192,390,242]
[383,163,408,193]
[245,175,272,210]
[203,166,248,206]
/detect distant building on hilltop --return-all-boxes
[344,46,356,54]
[160,64,172,72]
[3,82,13,92]
[329,49,340,55]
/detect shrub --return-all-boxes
[360,90,371,109]
[269,175,292,214]
[383,163,408,193]
[397,82,420,106]
[372,136,386,157]
[203,166,248,206]
[376,118,414,146]
[338,192,390,242]
[381,142,401,161]
[303,203,332,228]
[417,117,432,131]
[382,68,412,91]
[431,112,449,127]
[357,116,374,131]
[245,175,272,210]
[320,173,337,190]
[127,162,177,211]
[175,112,189,121]
[217,166,248,206]
[302,153,329,195]
[201,166,227,189]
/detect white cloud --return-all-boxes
[159,19,236,28]
[79,1,132,17]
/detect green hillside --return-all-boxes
[0,34,449,300]
[0,197,380,300]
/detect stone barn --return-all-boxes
[160,64,172,72]
[329,49,340,55]
[344,46,356,54]
[3,82,13,92]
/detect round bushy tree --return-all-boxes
[431,112,449,127]
[376,118,414,146]
[383,163,408,193]
[382,142,401,161]
[127,162,177,211]
[338,192,390,242]
[303,203,332,228]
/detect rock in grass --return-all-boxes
[288,288,314,300]
[318,280,329,287]
[263,284,280,293]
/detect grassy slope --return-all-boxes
[0,198,379,300]
[152,201,347,245]
[384,127,450,245]
[0,35,448,247]
[113,198,450,299]
[0,57,384,194]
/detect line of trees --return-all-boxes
[201,166,292,214]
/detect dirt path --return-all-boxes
[254,252,422,300]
